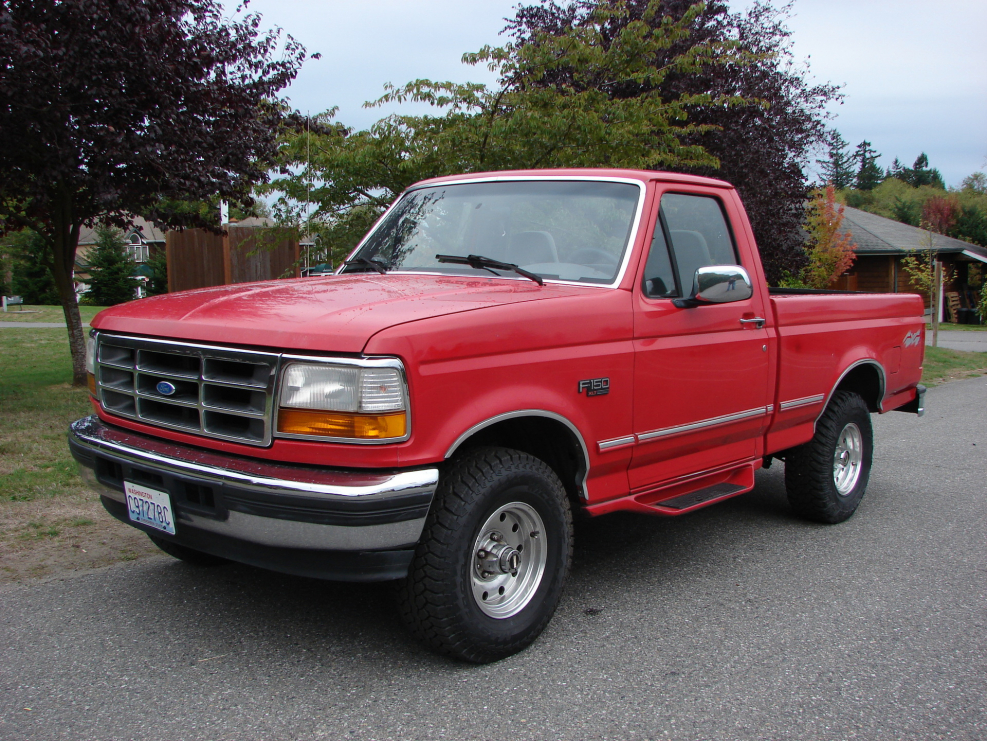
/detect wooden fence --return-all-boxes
[166,226,300,293]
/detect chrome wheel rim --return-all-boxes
[833,422,863,496]
[470,502,547,619]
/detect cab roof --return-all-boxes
[411,168,733,190]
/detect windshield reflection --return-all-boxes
[341,180,641,285]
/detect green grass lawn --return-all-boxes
[921,345,987,386]
[926,322,987,332]
[0,304,107,323]
[0,327,154,581]
[0,328,95,504]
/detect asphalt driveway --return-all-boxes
[1,377,985,741]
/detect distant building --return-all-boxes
[832,207,987,323]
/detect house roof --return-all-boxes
[842,206,987,262]
[78,217,166,246]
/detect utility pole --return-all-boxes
[932,259,942,347]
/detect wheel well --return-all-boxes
[448,416,588,507]
[833,363,883,413]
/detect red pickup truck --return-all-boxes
[70,169,926,663]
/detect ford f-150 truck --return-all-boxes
[70,169,926,663]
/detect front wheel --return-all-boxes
[784,390,873,524]
[396,447,573,663]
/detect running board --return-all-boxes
[652,483,748,511]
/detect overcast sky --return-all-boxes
[240,0,986,187]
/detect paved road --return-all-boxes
[1,379,985,741]
[927,330,987,352]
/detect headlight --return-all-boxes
[86,334,96,375]
[86,334,97,397]
[276,361,408,440]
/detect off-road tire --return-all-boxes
[148,534,228,567]
[785,390,873,524]
[396,447,573,663]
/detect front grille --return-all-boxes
[94,333,280,446]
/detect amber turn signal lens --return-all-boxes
[277,409,407,439]
[87,372,97,398]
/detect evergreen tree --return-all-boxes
[886,157,907,181]
[908,153,945,189]
[146,247,169,296]
[891,197,920,226]
[85,227,138,306]
[817,130,855,189]
[854,140,883,190]
[9,230,59,304]
[953,205,987,247]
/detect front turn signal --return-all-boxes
[87,372,98,398]
[277,409,407,440]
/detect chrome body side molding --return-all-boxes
[636,406,770,442]
[597,435,636,452]
[779,394,825,411]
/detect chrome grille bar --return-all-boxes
[93,333,281,447]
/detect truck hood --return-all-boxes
[91,274,587,353]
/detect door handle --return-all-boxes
[740,317,766,328]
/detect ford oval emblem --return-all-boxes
[156,381,177,396]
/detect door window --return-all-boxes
[660,194,739,296]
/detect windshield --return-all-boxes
[342,180,641,285]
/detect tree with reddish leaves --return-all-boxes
[802,184,856,289]
[922,195,960,235]
[0,0,309,384]
[505,0,841,283]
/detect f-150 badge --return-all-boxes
[578,378,610,396]
[903,330,922,348]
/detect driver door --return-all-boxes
[629,190,771,491]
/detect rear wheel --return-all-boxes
[785,390,873,524]
[148,534,227,567]
[396,447,573,663]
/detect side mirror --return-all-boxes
[673,265,753,307]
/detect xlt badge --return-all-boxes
[578,378,610,397]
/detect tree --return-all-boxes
[817,130,855,190]
[854,140,883,191]
[908,153,945,188]
[922,195,959,235]
[961,172,987,195]
[953,205,987,247]
[885,152,945,190]
[267,1,753,264]
[146,248,170,297]
[0,0,309,384]
[84,228,139,306]
[8,230,59,304]
[800,185,856,288]
[503,0,841,284]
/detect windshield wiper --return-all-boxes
[343,257,388,274]
[435,254,544,286]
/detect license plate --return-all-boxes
[124,481,176,535]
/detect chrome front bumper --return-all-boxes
[69,416,439,580]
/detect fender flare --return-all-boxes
[443,409,592,500]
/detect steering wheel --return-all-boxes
[568,248,619,268]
